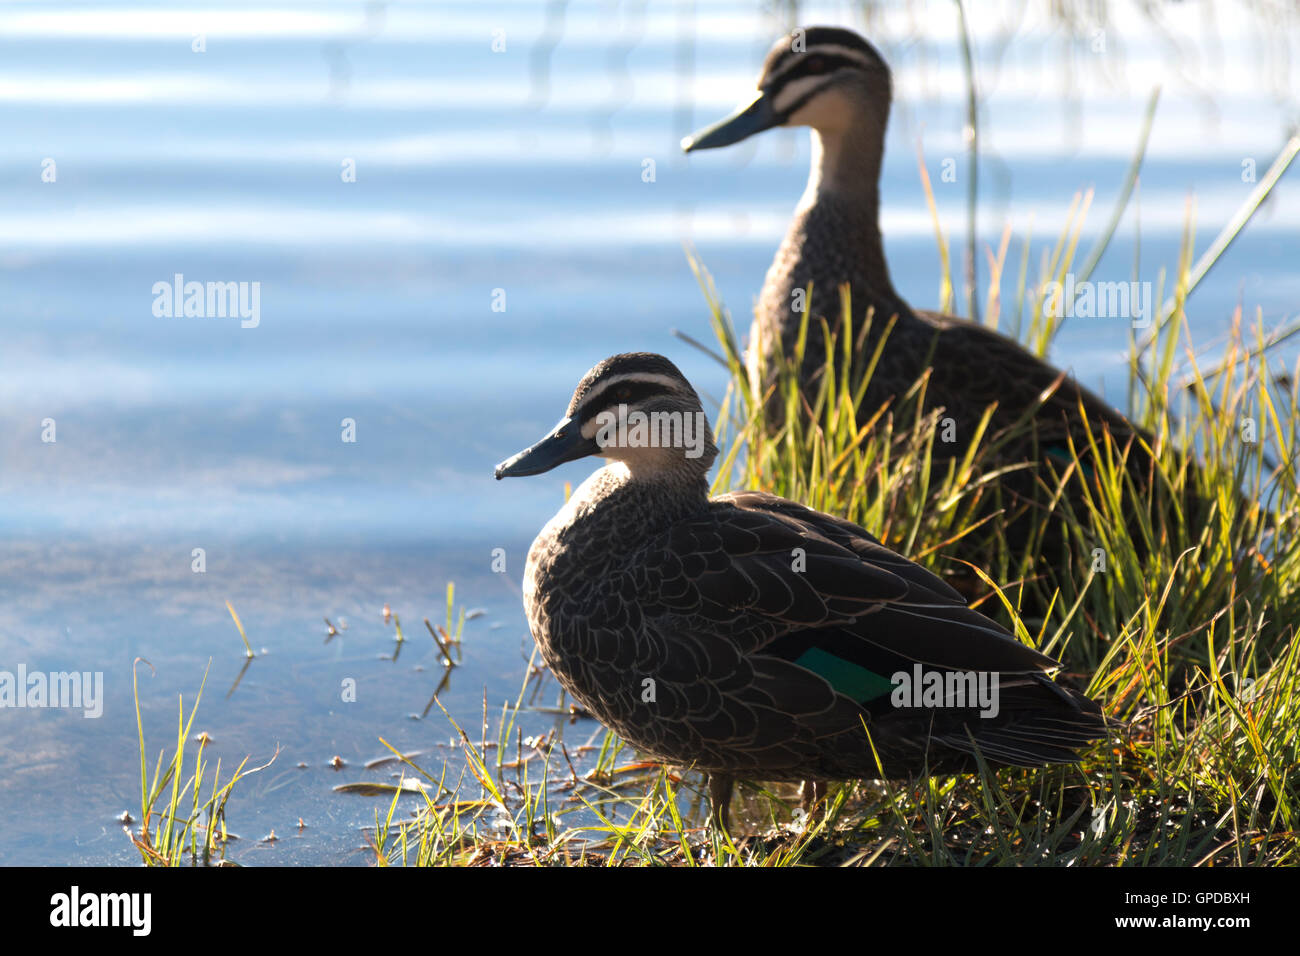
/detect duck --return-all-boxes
[495,352,1109,830]
[681,26,1162,556]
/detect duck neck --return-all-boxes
[613,460,712,509]
[803,124,881,206]
[555,462,710,549]
[798,118,898,303]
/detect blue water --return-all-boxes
[1,0,1297,864]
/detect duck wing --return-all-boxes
[653,490,1057,674]
[916,309,1147,451]
[621,492,1104,775]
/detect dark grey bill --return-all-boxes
[681,91,781,152]
[494,417,600,479]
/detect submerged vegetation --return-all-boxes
[127,660,275,866]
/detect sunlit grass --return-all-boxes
[127,123,1300,868]
[133,212,1300,866]
[126,659,276,866]
[363,154,1300,864]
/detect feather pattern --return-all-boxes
[501,354,1110,802]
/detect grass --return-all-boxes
[400,114,1300,862]
[126,658,276,866]
[129,135,1300,871]
[132,229,1300,868]
[340,156,1300,864]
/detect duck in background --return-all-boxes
[683,26,1178,567]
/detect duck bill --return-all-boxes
[681,90,780,152]
[495,417,600,479]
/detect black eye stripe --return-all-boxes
[578,381,674,423]
[775,79,836,123]
[772,52,873,86]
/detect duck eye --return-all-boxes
[616,387,632,401]
[805,55,827,74]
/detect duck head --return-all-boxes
[681,25,892,153]
[495,353,718,481]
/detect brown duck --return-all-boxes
[496,352,1109,829]
[683,26,1169,558]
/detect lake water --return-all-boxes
[1,0,1296,864]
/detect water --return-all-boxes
[0,0,1296,864]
